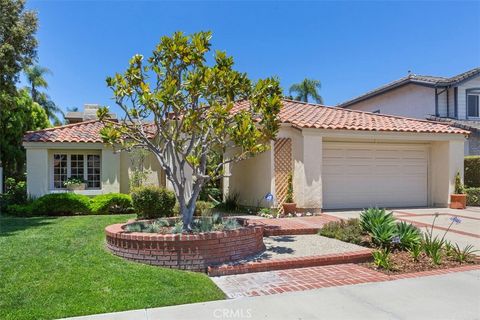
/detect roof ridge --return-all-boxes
[24,119,101,134]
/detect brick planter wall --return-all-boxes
[105,223,265,272]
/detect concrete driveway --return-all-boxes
[65,269,480,320]
[324,207,480,251]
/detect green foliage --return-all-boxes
[451,244,478,263]
[288,78,324,104]
[0,0,38,92]
[359,208,396,234]
[408,243,422,262]
[64,177,86,188]
[194,201,215,216]
[465,156,480,187]
[223,192,240,211]
[89,193,133,215]
[372,249,392,270]
[454,171,465,194]
[4,203,34,216]
[465,187,480,206]
[199,187,222,202]
[99,30,282,229]
[319,219,364,245]
[370,221,397,248]
[131,186,176,219]
[30,193,91,216]
[258,207,279,218]
[1,177,27,206]
[422,233,444,265]
[396,221,422,250]
[1,89,50,177]
[128,148,152,189]
[285,172,294,203]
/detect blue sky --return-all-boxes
[26,1,480,116]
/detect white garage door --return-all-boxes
[322,142,428,209]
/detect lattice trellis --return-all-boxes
[274,138,292,211]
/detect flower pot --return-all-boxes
[450,194,467,209]
[67,183,86,191]
[282,202,297,215]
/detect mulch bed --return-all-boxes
[360,250,479,275]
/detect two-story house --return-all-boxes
[338,68,480,155]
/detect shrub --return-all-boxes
[30,193,91,216]
[194,201,215,216]
[0,178,27,209]
[372,249,392,270]
[131,186,176,219]
[422,234,444,265]
[319,219,364,245]
[199,187,222,202]
[89,193,133,215]
[451,244,478,263]
[408,243,422,262]
[466,187,480,206]
[465,156,480,187]
[396,221,422,250]
[5,203,34,216]
[285,172,294,203]
[359,208,396,234]
[454,171,465,194]
[223,192,240,211]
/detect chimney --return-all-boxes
[65,104,117,124]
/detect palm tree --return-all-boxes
[24,65,63,123]
[288,78,324,104]
[25,65,51,102]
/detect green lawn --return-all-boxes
[0,214,225,320]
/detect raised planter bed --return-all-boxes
[105,222,265,272]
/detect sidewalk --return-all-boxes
[65,269,480,320]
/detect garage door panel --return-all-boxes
[323,143,428,209]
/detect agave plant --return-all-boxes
[396,221,422,250]
[360,208,396,234]
[372,249,392,270]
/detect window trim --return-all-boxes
[50,151,101,190]
[466,88,480,119]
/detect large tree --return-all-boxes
[24,65,63,124]
[288,78,324,104]
[99,31,282,230]
[0,0,39,178]
[0,89,50,177]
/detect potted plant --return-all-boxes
[282,172,297,215]
[64,177,86,191]
[450,171,467,209]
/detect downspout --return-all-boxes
[446,87,449,117]
[434,88,439,116]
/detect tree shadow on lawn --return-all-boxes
[0,215,56,237]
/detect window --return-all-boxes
[87,155,101,189]
[467,94,479,118]
[53,154,68,189]
[52,153,101,189]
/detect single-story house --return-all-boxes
[23,99,469,211]
[224,99,469,210]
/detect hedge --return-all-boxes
[465,156,480,188]
[30,193,92,216]
[89,193,133,215]
[131,186,176,219]
[466,187,480,206]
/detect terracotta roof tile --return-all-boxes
[233,99,469,135]
[23,120,105,143]
[23,100,469,143]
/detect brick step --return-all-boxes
[208,249,372,276]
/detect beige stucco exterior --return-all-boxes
[23,142,169,198]
[224,125,467,211]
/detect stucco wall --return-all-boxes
[224,144,273,208]
[119,150,166,193]
[466,132,480,155]
[26,148,49,197]
[345,84,436,119]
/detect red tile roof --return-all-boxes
[23,100,469,143]
[23,120,105,143]
[233,99,469,135]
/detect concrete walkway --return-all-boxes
[65,269,480,320]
